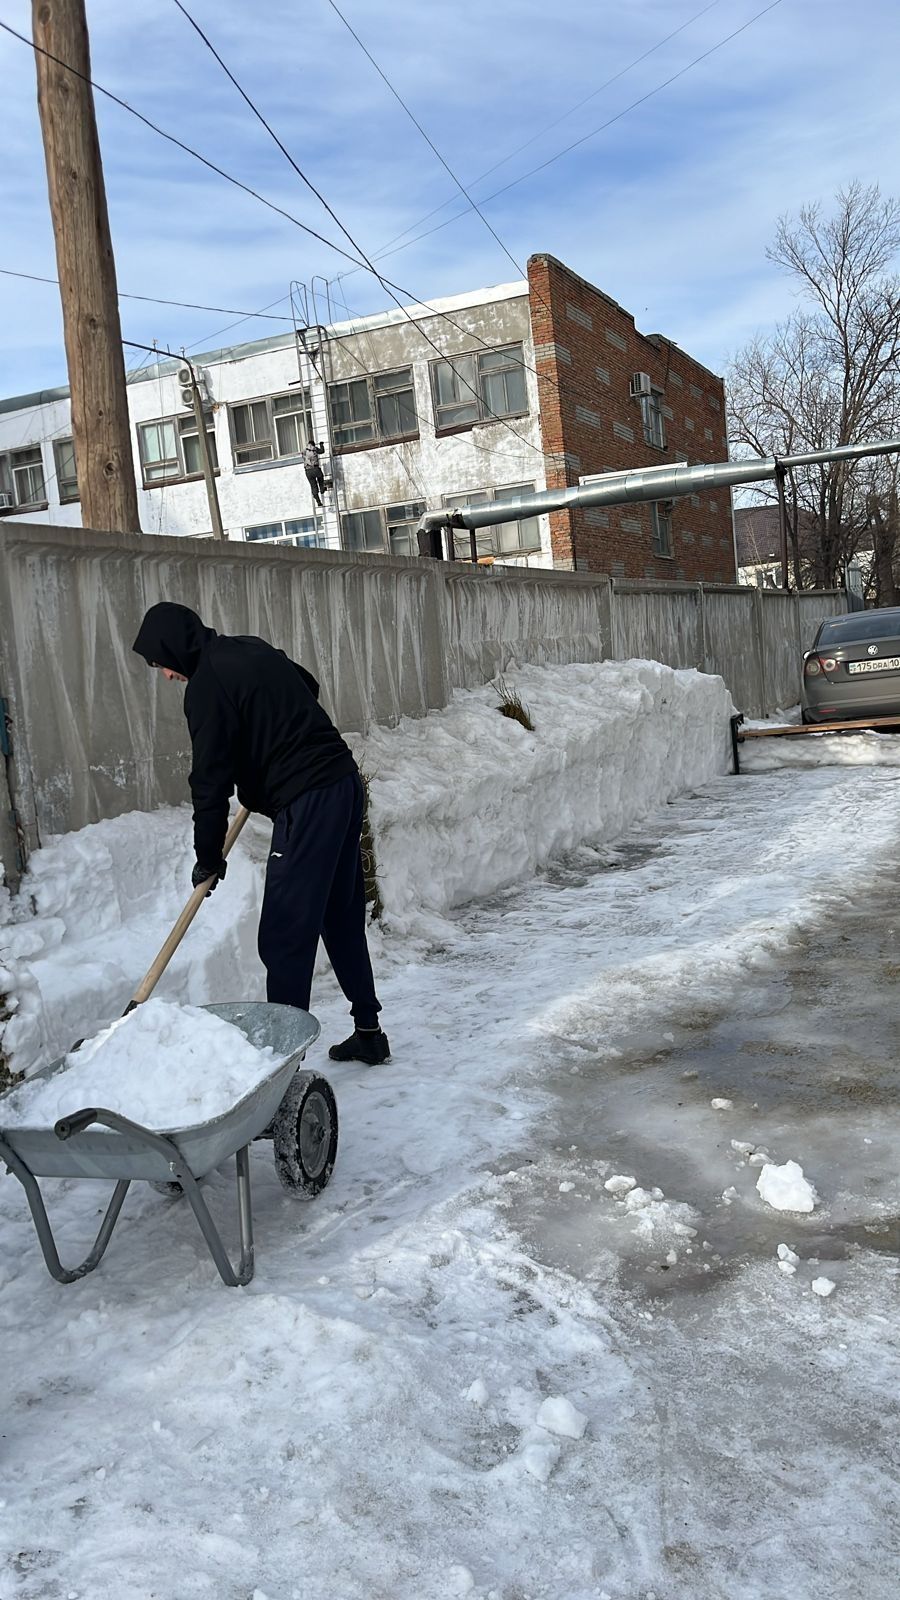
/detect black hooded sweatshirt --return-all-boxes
[133,602,356,864]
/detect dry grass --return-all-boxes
[495,677,535,732]
[358,768,383,921]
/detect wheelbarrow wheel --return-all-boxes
[272,1070,338,1199]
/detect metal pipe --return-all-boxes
[417,437,900,536]
[775,464,789,590]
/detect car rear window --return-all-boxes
[817,611,900,646]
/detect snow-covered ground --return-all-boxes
[2,662,899,1600]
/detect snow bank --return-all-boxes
[0,661,731,1077]
[363,660,731,929]
[1,999,277,1131]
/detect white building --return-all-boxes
[0,280,551,566]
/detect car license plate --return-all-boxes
[847,657,900,673]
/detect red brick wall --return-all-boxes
[529,254,735,582]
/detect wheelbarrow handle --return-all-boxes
[55,1107,99,1139]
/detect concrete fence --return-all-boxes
[0,521,845,888]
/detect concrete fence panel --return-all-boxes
[0,520,849,883]
[702,588,762,712]
[607,583,702,670]
[0,524,450,845]
[444,568,607,690]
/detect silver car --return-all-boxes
[801,606,900,724]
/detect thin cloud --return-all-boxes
[1,0,898,395]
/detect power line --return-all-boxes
[171,0,548,465]
[327,278,430,506]
[4,15,545,464]
[0,20,372,273]
[0,266,294,321]
[367,0,726,259]
[323,0,525,286]
[1,11,609,447]
[338,0,786,272]
[322,0,592,424]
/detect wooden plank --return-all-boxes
[740,715,900,740]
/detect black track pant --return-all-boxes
[305,465,326,506]
[258,772,381,1029]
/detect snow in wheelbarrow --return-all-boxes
[0,1000,339,1287]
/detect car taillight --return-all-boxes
[805,655,837,676]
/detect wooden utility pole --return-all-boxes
[32,0,140,533]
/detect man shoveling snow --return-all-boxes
[132,601,389,1065]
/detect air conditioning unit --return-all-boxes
[629,372,653,397]
[0,491,14,509]
[178,365,211,408]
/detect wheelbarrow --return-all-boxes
[0,809,339,1288]
[0,1001,338,1287]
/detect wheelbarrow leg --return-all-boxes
[55,1110,255,1285]
[0,1132,130,1283]
[175,1146,254,1287]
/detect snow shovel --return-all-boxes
[71,806,250,1048]
[126,805,251,1012]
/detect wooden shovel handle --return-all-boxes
[126,806,251,1011]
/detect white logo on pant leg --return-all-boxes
[270,851,284,859]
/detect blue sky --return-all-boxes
[2,0,899,400]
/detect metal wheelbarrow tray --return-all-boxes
[0,1002,337,1288]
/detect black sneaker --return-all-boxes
[328,1028,391,1065]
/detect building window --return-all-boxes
[340,500,426,555]
[228,389,313,466]
[651,502,673,557]
[0,445,47,508]
[244,516,323,548]
[640,388,666,450]
[53,437,79,503]
[329,368,418,451]
[444,483,542,558]
[342,507,385,552]
[329,379,374,449]
[385,501,425,556]
[430,344,528,432]
[137,414,218,486]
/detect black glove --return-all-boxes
[192,859,227,895]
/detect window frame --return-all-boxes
[339,499,426,556]
[0,444,48,510]
[385,500,426,557]
[328,367,418,453]
[243,515,323,548]
[443,482,542,559]
[53,437,79,504]
[651,501,674,558]
[228,389,314,468]
[341,506,386,553]
[137,411,218,487]
[430,343,529,434]
[640,387,667,450]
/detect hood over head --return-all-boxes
[132,602,216,679]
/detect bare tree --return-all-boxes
[728,184,900,591]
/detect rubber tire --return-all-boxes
[272,1070,338,1199]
